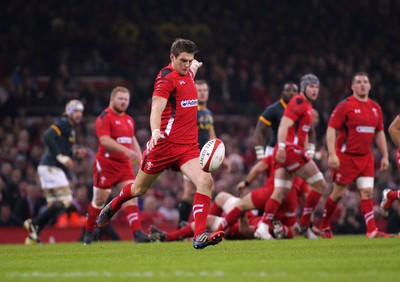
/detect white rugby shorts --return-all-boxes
[38,165,69,189]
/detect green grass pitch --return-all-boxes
[0,235,399,282]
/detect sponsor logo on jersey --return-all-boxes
[302,125,311,132]
[181,99,198,108]
[116,137,133,144]
[356,126,375,133]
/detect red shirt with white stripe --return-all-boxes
[328,96,383,155]
[153,64,198,144]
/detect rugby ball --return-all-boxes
[199,139,225,172]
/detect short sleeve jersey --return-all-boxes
[328,96,383,155]
[40,116,75,170]
[198,107,214,148]
[259,99,287,147]
[283,94,314,148]
[153,64,198,144]
[95,107,135,162]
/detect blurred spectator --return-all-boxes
[140,195,166,227]
[158,195,179,226]
[0,202,22,227]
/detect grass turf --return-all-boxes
[0,235,399,281]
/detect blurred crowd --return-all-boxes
[1,1,400,235]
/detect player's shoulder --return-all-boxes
[55,116,70,128]
[98,108,111,120]
[158,65,174,79]
[261,100,283,116]
[368,98,381,108]
[336,96,352,107]
[266,99,283,110]
[51,116,72,134]
[288,94,306,107]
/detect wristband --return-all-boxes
[244,180,250,187]
[254,146,264,160]
[305,143,316,158]
[278,142,286,150]
[152,129,160,138]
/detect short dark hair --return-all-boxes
[170,38,198,57]
[352,72,369,83]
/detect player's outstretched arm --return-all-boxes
[149,96,167,150]
[190,59,203,76]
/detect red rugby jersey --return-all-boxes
[153,64,198,144]
[95,107,135,161]
[283,94,314,148]
[328,96,383,155]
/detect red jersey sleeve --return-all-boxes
[153,75,174,100]
[96,113,112,138]
[284,96,305,122]
[328,102,347,129]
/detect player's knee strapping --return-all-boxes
[274,179,293,189]
[222,197,241,214]
[306,172,324,185]
[356,177,374,189]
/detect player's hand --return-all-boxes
[190,59,203,75]
[56,154,74,169]
[236,181,247,191]
[124,149,141,163]
[149,129,165,151]
[327,154,340,170]
[380,156,389,171]
[275,148,286,164]
[236,182,249,198]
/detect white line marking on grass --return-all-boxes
[8,270,377,279]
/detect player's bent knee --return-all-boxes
[274,179,292,189]
[222,197,241,214]
[306,172,324,185]
[356,177,374,190]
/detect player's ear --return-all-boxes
[170,53,175,62]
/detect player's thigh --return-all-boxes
[295,161,324,183]
[131,168,160,196]
[182,175,196,199]
[180,158,213,194]
[250,188,270,210]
